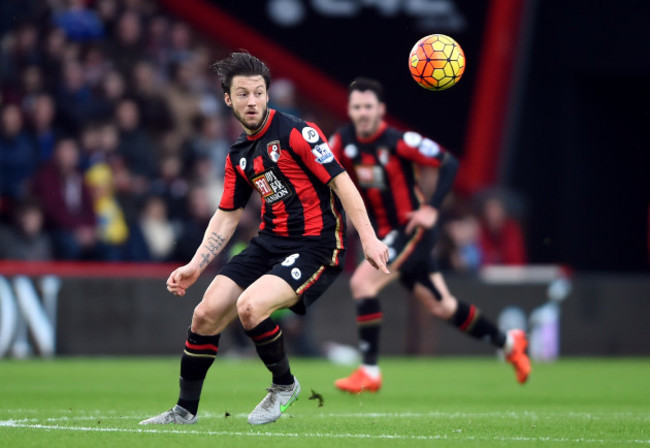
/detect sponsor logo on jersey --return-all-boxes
[252,169,293,204]
[354,165,386,189]
[302,126,320,143]
[267,140,281,163]
[311,143,335,164]
[344,143,358,159]
[419,138,440,157]
[403,131,423,148]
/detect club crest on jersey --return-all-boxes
[252,169,293,204]
[312,143,334,164]
[302,126,320,143]
[266,140,281,163]
[377,147,390,165]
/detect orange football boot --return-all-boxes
[506,329,532,384]
[335,367,382,394]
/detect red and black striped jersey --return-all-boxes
[219,109,347,252]
[330,121,447,239]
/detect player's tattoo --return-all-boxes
[199,233,226,268]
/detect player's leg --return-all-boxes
[238,274,302,389]
[240,250,341,424]
[140,275,242,424]
[335,260,398,393]
[413,272,531,384]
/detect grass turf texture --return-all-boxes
[0,357,648,447]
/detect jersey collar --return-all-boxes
[246,108,276,141]
[356,120,388,144]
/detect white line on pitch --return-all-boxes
[1,420,649,445]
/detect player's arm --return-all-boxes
[405,151,459,233]
[166,208,244,296]
[329,171,390,274]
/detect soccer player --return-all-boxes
[140,54,389,425]
[329,78,530,394]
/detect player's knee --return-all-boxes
[434,294,457,319]
[236,294,259,328]
[350,274,377,298]
[192,302,217,329]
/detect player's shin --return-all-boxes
[177,329,220,415]
[356,297,382,366]
[449,300,507,348]
[245,318,294,385]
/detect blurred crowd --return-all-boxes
[0,0,261,265]
[0,0,528,273]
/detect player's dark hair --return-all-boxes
[211,51,271,94]
[348,77,385,103]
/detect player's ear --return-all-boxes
[379,102,386,116]
[224,92,232,107]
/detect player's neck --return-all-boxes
[244,108,271,136]
[356,120,387,143]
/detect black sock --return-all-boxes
[245,318,293,385]
[449,300,506,348]
[356,297,382,365]
[177,329,220,415]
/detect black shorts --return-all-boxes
[382,225,440,293]
[218,235,344,315]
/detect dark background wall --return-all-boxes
[44,273,649,357]
[509,0,650,271]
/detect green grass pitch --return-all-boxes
[0,357,648,447]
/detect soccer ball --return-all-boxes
[409,34,465,91]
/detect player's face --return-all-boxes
[225,75,269,133]
[348,90,385,138]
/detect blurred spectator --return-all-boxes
[134,194,176,261]
[0,103,37,204]
[149,153,189,221]
[168,21,193,66]
[92,69,127,120]
[443,210,482,273]
[173,184,213,262]
[32,137,97,259]
[477,190,528,266]
[18,64,46,115]
[163,59,202,149]
[269,78,301,117]
[108,11,143,76]
[0,197,53,261]
[85,162,129,260]
[40,28,68,91]
[130,59,174,138]
[27,93,61,164]
[82,44,112,89]
[143,15,171,71]
[53,0,105,42]
[183,113,229,176]
[115,97,158,182]
[0,22,41,91]
[55,59,99,134]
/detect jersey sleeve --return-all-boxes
[395,131,446,167]
[218,153,253,210]
[288,122,345,185]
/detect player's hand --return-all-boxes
[361,237,390,274]
[166,264,200,297]
[405,205,438,234]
